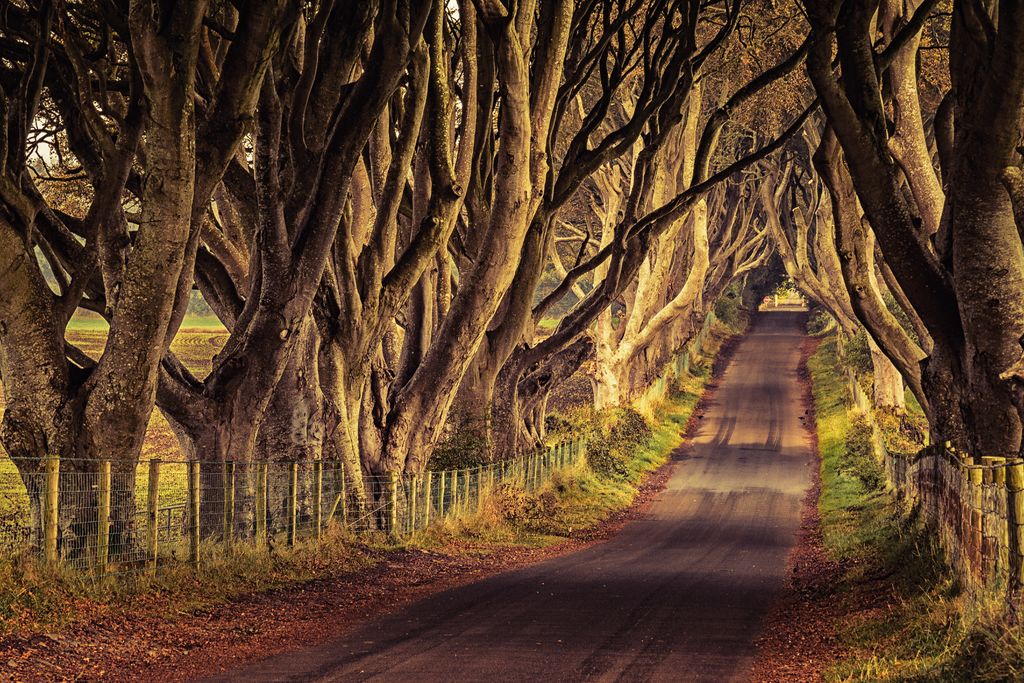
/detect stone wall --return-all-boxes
[845,372,1023,597]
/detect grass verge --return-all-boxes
[0,529,379,638]
[809,333,1024,682]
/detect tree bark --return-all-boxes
[870,338,906,410]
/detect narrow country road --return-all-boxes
[212,311,813,682]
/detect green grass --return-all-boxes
[809,333,1024,682]
[67,310,226,332]
[537,316,560,333]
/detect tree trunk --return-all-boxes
[870,338,905,410]
[318,341,369,524]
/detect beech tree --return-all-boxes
[588,116,769,409]
[763,145,920,411]
[483,1,813,453]
[448,0,726,459]
[0,0,291,549]
[804,0,1024,452]
[145,0,441,528]
[11,0,999,549]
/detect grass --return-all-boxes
[67,310,226,333]
[808,333,1024,682]
[0,528,379,637]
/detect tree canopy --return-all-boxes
[2,0,1023,532]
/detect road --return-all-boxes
[212,311,813,682]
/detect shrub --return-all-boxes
[713,283,742,327]
[544,411,574,436]
[586,441,632,480]
[875,407,927,456]
[586,408,652,480]
[842,329,873,381]
[610,407,653,446]
[545,406,602,444]
[490,483,532,525]
[844,415,885,491]
[429,424,490,470]
[807,308,834,335]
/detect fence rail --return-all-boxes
[0,437,586,577]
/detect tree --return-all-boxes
[0,0,291,552]
[804,0,1024,452]
[483,0,814,453]
[154,0,435,530]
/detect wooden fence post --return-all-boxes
[322,463,346,529]
[42,455,59,566]
[223,461,235,552]
[288,462,298,546]
[314,459,323,542]
[453,471,461,511]
[255,462,268,544]
[96,460,110,574]
[388,471,399,535]
[410,475,419,533]
[147,459,161,574]
[340,464,348,528]
[1009,461,1024,587]
[188,461,200,568]
[438,469,446,517]
[985,457,1008,579]
[970,465,984,580]
[424,471,433,527]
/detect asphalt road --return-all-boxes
[213,311,813,682]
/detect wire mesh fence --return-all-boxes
[0,437,586,577]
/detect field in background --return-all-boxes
[0,314,227,462]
